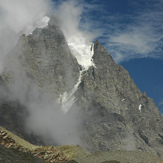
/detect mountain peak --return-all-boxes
[1,16,163,159]
[93,40,116,68]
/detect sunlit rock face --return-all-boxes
[73,41,163,157]
[1,15,163,158]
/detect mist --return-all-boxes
[0,73,82,145]
[0,0,52,72]
[0,0,95,147]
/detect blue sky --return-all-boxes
[81,0,163,61]
[121,58,163,113]
[54,0,163,113]
[86,0,163,113]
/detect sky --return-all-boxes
[54,0,163,113]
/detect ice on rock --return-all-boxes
[139,104,142,112]
[61,71,83,113]
[67,33,95,70]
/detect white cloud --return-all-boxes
[54,0,97,69]
[0,77,81,145]
[0,0,95,146]
[83,0,163,63]
[107,25,159,63]
[0,0,52,71]
[0,0,51,33]
[105,10,163,63]
[54,0,83,40]
[111,32,151,53]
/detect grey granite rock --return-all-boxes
[4,16,79,96]
[74,40,163,157]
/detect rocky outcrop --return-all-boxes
[31,147,67,162]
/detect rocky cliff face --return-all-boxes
[1,16,163,158]
[4,16,79,96]
[0,16,80,144]
[75,41,163,157]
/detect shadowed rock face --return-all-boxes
[4,16,79,96]
[1,16,163,158]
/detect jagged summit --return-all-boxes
[1,16,163,160]
[93,40,116,67]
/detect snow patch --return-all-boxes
[122,99,125,101]
[139,104,142,112]
[60,70,83,113]
[68,40,95,70]
[59,31,96,112]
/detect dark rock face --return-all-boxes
[0,17,163,158]
[74,41,163,157]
